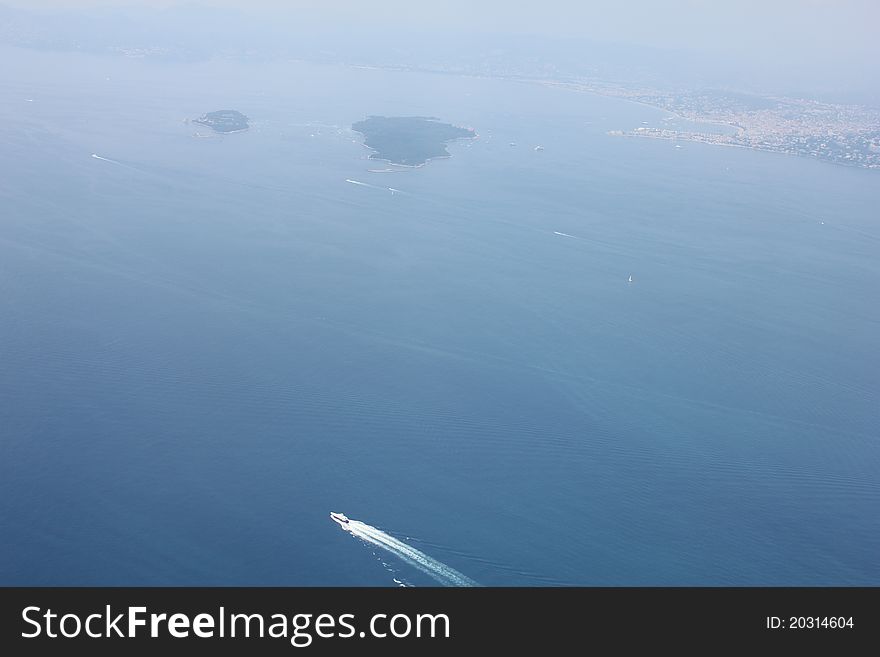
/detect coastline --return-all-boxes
[532,79,878,170]
[609,131,880,169]
[336,63,877,171]
[536,79,743,135]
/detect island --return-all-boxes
[193,110,249,134]
[351,116,475,166]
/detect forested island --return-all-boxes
[194,110,249,133]
[352,116,475,166]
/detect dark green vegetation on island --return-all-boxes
[194,110,249,133]
[352,116,475,166]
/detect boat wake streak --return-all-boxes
[90,153,136,169]
[345,520,479,587]
[345,179,404,195]
[91,153,122,164]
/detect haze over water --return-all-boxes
[1,49,878,585]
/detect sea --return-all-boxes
[1,47,878,586]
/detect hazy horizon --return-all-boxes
[1,1,879,101]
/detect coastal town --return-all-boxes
[577,84,880,169]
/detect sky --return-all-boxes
[6,0,878,51]
[3,1,879,98]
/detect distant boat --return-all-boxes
[628,275,633,283]
[534,145,544,151]
[330,512,350,530]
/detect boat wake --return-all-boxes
[91,153,124,166]
[345,179,404,195]
[335,515,478,587]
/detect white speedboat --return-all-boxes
[330,512,351,529]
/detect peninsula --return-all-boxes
[194,110,249,134]
[352,116,475,166]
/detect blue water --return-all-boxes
[1,48,878,585]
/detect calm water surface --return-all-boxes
[1,48,878,585]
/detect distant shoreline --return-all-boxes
[518,80,878,170]
[335,64,878,171]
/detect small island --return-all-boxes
[194,110,249,134]
[352,116,475,166]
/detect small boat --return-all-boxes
[628,275,633,283]
[534,145,544,151]
[330,512,350,528]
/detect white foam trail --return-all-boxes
[344,179,418,200]
[553,231,575,238]
[345,179,394,193]
[91,153,122,165]
[343,519,478,587]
